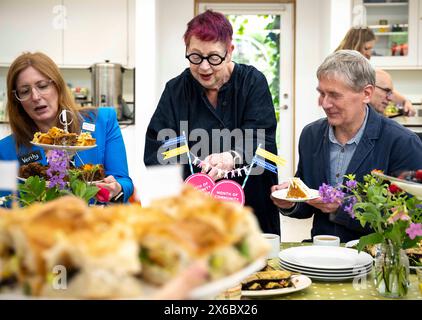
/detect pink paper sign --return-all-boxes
[184,173,215,193]
[211,180,245,205]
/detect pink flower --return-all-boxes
[387,209,410,224]
[406,223,422,240]
[96,187,110,203]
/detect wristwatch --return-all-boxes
[111,191,124,203]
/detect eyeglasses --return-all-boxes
[13,79,55,101]
[375,85,393,98]
[185,51,227,66]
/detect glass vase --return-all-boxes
[374,242,409,298]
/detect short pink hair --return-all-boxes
[183,10,233,48]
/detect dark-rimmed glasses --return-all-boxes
[375,85,393,98]
[13,79,55,101]
[185,51,227,66]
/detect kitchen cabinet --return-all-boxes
[0,0,63,65]
[352,0,420,68]
[63,0,128,67]
[0,0,133,68]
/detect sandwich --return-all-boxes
[138,187,269,285]
[241,270,292,290]
[0,187,269,298]
[286,178,311,199]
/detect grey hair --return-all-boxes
[317,50,375,91]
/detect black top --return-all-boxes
[144,63,280,235]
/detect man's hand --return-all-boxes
[306,197,341,213]
[403,100,416,117]
[270,183,295,209]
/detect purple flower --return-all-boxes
[46,150,69,190]
[343,196,357,219]
[319,183,345,204]
[416,204,422,210]
[346,180,357,190]
[406,223,422,240]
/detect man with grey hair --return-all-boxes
[271,50,422,242]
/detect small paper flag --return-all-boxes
[162,136,187,148]
[256,147,286,166]
[254,157,278,174]
[161,144,189,160]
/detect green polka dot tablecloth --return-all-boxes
[244,242,421,300]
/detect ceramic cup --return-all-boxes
[262,233,280,259]
[313,235,340,246]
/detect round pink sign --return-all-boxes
[184,173,215,193]
[211,180,245,205]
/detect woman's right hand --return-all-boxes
[270,182,295,209]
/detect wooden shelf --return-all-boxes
[364,2,409,7]
[374,32,408,36]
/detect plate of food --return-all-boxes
[241,269,312,297]
[31,127,97,153]
[0,187,270,300]
[271,178,319,202]
[372,170,422,199]
[384,103,404,118]
[30,142,97,152]
[18,163,105,183]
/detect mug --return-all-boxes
[313,235,340,246]
[262,233,280,259]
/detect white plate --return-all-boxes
[30,142,96,152]
[392,181,422,200]
[271,188,320,202]
[279,261,372,277]
[189,257,266,299]
[371,171,422,200]
[0,258,266,300]
[241,275,312,297]
[279,246,373,269]
[345,239,360,249]
[279,259,372,275]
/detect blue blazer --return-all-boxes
[286,106,422,242]
[0,107,133,202]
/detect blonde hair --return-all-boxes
[6,52,82,148]
[335,27,376,54]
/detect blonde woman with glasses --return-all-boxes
[0,52,133,203]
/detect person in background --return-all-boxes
[335,27,416,116]
[370,69,396,115]
[271,50,422,243]
[144,10,280,235]
[0,52,133,202]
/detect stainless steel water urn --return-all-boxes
[90,60,125,119]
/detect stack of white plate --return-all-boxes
[279,246,373,281]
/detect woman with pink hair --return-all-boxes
[144,10,280,235]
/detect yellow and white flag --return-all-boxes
[255,147,287,166]
[161,144,189,160]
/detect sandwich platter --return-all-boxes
[241,274,312,297]
[0,257,267,300]
[30,142,97,152]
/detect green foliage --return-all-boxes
[345,172,422,250]
[8,171,99,207]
